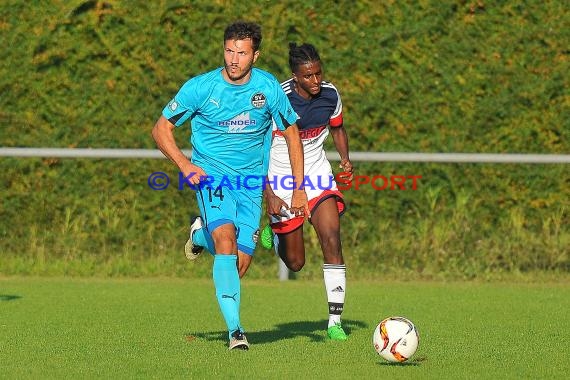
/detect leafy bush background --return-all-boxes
[0,0,568,279]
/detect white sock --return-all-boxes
[323,263,346,328]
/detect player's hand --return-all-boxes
[265,192,288,218]
[338,159,354,182]
[181,163,207,185]
[291,189,310,219]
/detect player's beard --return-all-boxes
[224,59,254,83]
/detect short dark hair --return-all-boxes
[224,21,262,51]
[288,42,321,72]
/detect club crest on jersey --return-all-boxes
[251,92,266,108]
[169,100,178,111]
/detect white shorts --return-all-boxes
[267,131,345,233]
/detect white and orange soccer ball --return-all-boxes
[373,316,419,362]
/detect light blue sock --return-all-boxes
[212,254,241,338]
[193,226,216,255]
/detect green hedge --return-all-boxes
[0,1,568,278]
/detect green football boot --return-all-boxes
[327,323,348,341]
[260,224,274,250]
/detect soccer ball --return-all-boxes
[373,316,419,362]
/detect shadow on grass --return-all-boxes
[187,318,368,346]
[186,331,226,345]
[0,294,21,301]
[250,318,368,344]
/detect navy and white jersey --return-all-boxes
[162,67,298,179]
[268,78,343,202]
[267,79,345,229]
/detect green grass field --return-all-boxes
[1,2,567,377]
[1,276,569,379]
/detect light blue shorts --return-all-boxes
[195,180,262,255]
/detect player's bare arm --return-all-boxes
[281,123,310,217]
[329,125,354,182]
[151,116,206,185]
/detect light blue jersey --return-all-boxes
[162,67,298,255]
[162,67,298,180]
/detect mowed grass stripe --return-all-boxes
[1,277,569,379]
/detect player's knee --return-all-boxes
[212,237,236,253]
[280,246,305,272]
[287,258,305,272]
[211,225,238,253]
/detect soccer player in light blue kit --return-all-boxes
[152,21,308,350]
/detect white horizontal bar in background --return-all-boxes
[0,148,169,159]
[0,147,569,164]
[330,152,570,164]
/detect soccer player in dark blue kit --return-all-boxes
[152,22,309,350]
[262,43,354,341]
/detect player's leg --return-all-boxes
[210,223,238,253]
[311,194,348,341]
[262,174,308,271]
[262,198,307,271]
[210,223,248,350]
[275,225,306,272]
[198,185,248,349]
[236,251,252,279]
[233,187,263,278]
[312,196,343,264]
[218,186,265,349]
